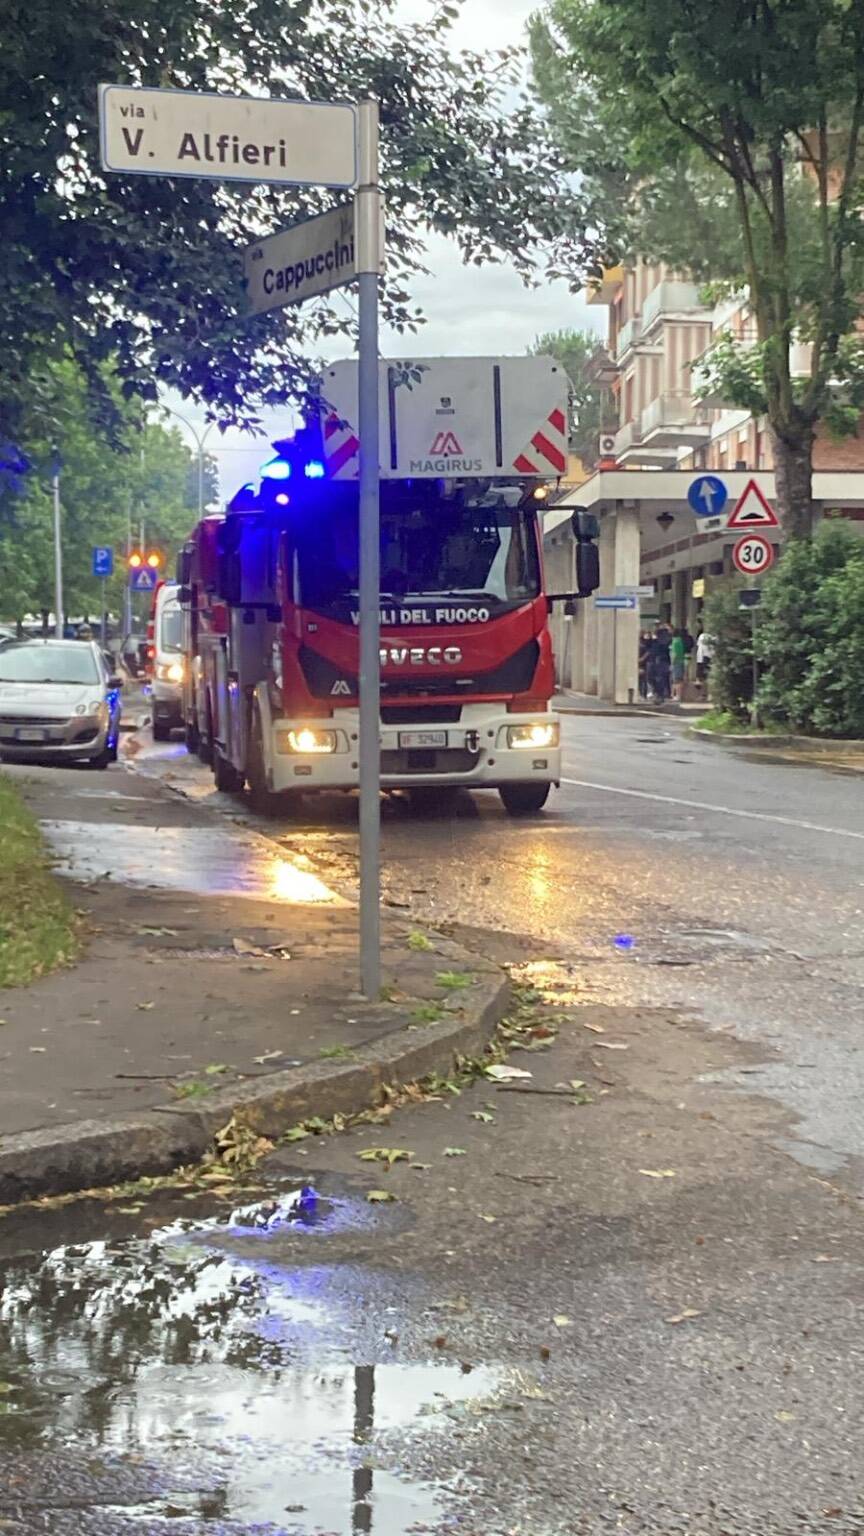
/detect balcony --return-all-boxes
[692,336,812,407]
[641,279,710,333]
[640,393,711,450]
[612,418,676,467]
[615,315,642,362]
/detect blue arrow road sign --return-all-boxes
[688,474,727,518]
[129,565,158,592]
[594,594,637,610]
[92,545,113,578]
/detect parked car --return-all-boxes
[0,639,123,769]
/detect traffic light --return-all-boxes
[127,550,163,570]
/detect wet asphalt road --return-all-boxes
[1,717,863,1534]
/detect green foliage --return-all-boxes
[0,773,78,986]
[0,358,197,621]
[755,524,864,738]
[705,524,864,737]
[0,0,583,446]
[531,0,864,536]
[529,328,615,466]
[703,581,756,721]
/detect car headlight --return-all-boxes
[276,727,338,755]
[156,661,184,683]
[75,700,107,717]
[507,722,560,750]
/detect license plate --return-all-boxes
[398,730,447,749]
[14,727,48,742]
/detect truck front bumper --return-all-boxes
[265,706,561,794]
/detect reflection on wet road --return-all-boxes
[0,1183,503,1532]
[40,819,344,905]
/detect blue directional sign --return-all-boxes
[129,565,158,592]
[594,594,637,611]
[92,545,114,578]
[688,474,727,518]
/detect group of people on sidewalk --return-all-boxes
[639,623,713,704]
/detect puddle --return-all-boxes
[40,819,345,905]
[0,1195,505,1532]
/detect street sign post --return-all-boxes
[93,547,113,646]
[98,85,357,189]
[594,594,637,610]
[732,533,775,577]
[688,474,727,518]
[99,83,383,999]
[244,203,358,316]
[727,478,779,530]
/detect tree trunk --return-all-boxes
[771,427,815,539]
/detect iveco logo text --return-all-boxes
[381,646,462,665]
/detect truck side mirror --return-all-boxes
[177,585,192,605]
[575,541,600,597]
[572,510,600,541]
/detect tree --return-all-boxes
[0,0,583,451]
[530,328,616,467]
[0,358,196,622]
[531,0,864,538]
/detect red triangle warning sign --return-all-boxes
[727,478,779,529]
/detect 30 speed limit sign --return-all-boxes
[732,533,776,576]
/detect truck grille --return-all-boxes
[381,704,462,725]
[381,748,478,776]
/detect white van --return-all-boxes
[151,582,185,741]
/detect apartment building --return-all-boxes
[544,263,864,702]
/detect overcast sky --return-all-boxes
[165,0,601,499]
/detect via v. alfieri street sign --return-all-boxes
[98,85,357,189]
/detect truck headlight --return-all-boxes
[507,722,559,750]
[277,727,338,755]
[76,700,107,719]
[156,661,184,683]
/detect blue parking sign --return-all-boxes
[92,545,114,578]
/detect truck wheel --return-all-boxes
[214,747,244,794]
[499,782,551,816]
[247,714,281,817]
[152,720,171,743]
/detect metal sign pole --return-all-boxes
[52,454,64,638]
[355,100,382,999]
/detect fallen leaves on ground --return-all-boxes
[443,1147,467,1157]
[471,1110,495,1123]
[594,1041,628,1051]
[582,1020,605,1033]
[665,1308,701,1325]
[639,1168,676,1179]
[253,1049,283,1065]
[357,1147,413,1167]
[366,1189,398,1203]
[553,1315,573,1328]
[486,1064,532,1081]
[136,1001,155,1012]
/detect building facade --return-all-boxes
[545,263,864,702]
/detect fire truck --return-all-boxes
[177,357,599,815]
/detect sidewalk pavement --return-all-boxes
[554,691,709,719]
[0,762,506,1203]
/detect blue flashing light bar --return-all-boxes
[261,456,292,481]
[304,460,326,479]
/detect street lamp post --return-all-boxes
[159,404,217,517]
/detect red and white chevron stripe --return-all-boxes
[322,411,360,479]
[511,405,568,477]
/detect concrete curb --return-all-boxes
[0,974,509,1206]
[690,726,864,759]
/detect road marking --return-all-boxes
[560,778,864,842]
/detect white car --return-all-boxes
[0,639,123,769]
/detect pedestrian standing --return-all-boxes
[638,631,651,699]
[696,628,714,686]
[670,628,686,702]
[650,624,672,702]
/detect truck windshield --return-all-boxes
[158,603,184,653]
[292,490,540,618]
